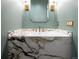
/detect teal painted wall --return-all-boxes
[22,12,58,28]
[57,0,78,58]
[1,0,22,59]
[1,0,78,59]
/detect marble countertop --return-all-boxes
[8,29,72,37]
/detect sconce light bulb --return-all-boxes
[48,0,57,12]
[52,1,55,4]
[23,0,31,11]
[24,1,27,3]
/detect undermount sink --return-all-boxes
[8,29,72,37]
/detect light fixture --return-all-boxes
[49,0,57,12]
[23,0,31,11]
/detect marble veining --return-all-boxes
[8,36,72,59]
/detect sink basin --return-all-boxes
[8,29,72,37]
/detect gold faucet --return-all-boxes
[33,26,44,32]
[38,26,41,32]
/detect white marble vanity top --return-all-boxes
[8,29,72,37]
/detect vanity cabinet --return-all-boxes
[8,29,72,59]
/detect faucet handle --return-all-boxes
[42,29,44,32]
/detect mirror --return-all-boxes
[29,0,49,23]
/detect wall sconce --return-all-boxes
[24,4,29,11]
[49,0,57,12]
[23,0,30,12]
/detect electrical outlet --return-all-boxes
[67,20,73,27]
